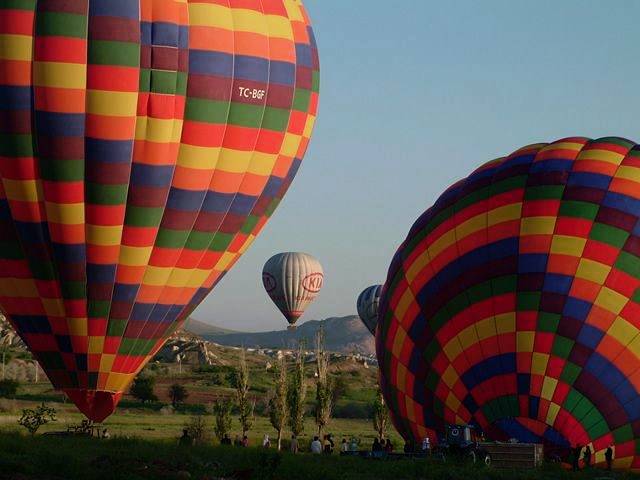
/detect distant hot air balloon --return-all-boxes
[0,0,319,422]
[262,252,323,329]
[378,137,640,470]
[357,285,382,335]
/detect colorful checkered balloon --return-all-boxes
[0,0,319,421]
[378,138,640,469]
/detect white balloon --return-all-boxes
[262,252,324,328]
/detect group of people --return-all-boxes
[402,437,431,454]
[371,438,394,453]
[308,434,335,454]
[571,444,614,471]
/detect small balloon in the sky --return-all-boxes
[357,285,382,335]
[262,252,324,329]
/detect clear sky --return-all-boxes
[194,0,640,331]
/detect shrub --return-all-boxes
[185,415,209,445]
[18,402,57,435]
[0,379,19,398]
[130,376,158,403]
[169,383,188,407]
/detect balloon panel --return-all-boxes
[0,0,319,421]
[377,138,640,469]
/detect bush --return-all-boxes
[18,403,57,435]
[169,383,188,407]
[130,376,158,403]
[0,379,19,398]
[185,415,209,445]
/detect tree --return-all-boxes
[287,345,307,437]
[18,403,57,435]
[235,349,253,436]
[213,399,233,442]
[268,356,288,450]
[372,389,389,440]
[169,383,188,408]
[314,327,333,439]
[130,376,158,403]
[185,414,209,445]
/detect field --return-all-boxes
[1,353,638,479]
[0,350,397,446]
[1,432,639,480]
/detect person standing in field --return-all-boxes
[372,438,381,452]
[290,434,299,454]
[605,445,614,470]
[572,445,582,471]
[179,429,192,446]
[421,437,430,453]
[262,434,271,448]
[242,435,249,447]
[384,439,393,453]
[323,434,334,454]
[583,445,591,468]
[341,438,348,453]
[310,436,322,454]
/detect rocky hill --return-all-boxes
[0,315,377,364]
[183,317,238,337]
[198,315,376,356]
[0,315,23,349]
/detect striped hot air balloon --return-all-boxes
[0,0,319,422]
[378,138,640,470]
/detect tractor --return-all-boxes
[434,424,491,465]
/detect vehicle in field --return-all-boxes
[434,424,491,465]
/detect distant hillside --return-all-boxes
[183,317,239,336]
[201,316,375,356]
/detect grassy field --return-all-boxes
[1,432,639,480]
[0,376,399,447]
[3,356,638,479]
[0,405,399,447]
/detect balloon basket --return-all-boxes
[287,325,297,332]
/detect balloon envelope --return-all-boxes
[262,252,323,327]
[357,285,382,335]
[0,0,319,421]
[377,137,640,467]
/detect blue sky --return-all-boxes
[195,0,640,331]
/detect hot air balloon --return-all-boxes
[0,0,319,422]
[357,285,382,335]
[262,252,323,329]
[378,137,640,470]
